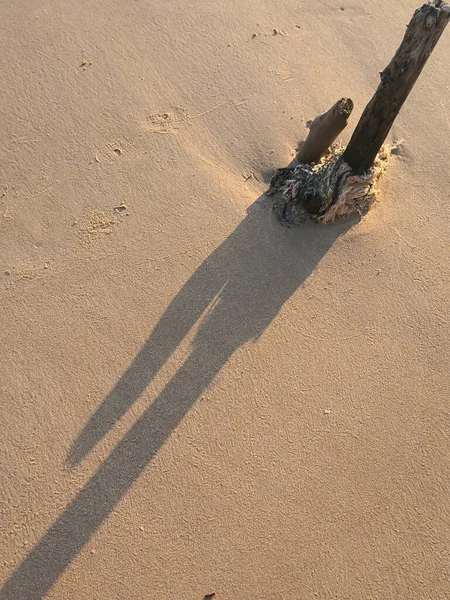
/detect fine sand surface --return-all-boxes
[1,1,449,598]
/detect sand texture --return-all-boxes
[1,1,449,599]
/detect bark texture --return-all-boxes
[343,1,450,173]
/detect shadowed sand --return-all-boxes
[1,198,354,600]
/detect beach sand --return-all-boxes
[1,1,449,598]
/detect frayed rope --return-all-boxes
[269,147,391,226]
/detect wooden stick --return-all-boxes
[297,97,354,164]
[268,98,353,194]
[343,1,450,173]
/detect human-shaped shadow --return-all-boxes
[0,194,355,600]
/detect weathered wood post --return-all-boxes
[297,98,354,165]
[269,1,450,224]
[343,0,450,173]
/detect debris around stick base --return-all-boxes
[269,147,391,225]
[242,171,261,183]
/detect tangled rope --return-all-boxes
[269,148,389,226]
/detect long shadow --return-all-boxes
[0,193,355,600]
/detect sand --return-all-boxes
[1,0,449,598]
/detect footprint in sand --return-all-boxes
[144,107,189,134]
[76,208,128,246]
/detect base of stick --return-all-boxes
[269,148,390,226]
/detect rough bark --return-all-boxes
[343,1,450,173]
[296,97,354,165]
